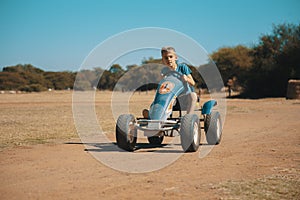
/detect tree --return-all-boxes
[211,45,253,90]
[142,57,162,64]
[44,71,75,90]
[3,64,44,74]
[126,64,138,71]
[243,23,300,98]
[0,64,75,91]
[0,72,27,90]
[97,64,125,90]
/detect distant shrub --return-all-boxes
[19,84,47,92]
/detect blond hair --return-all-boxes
[161,46,176,55]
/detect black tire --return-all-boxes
[147,135,164,145]
[116,114,137,151]
[205,111,222,145]
[180,114,200,152]
[204,114,210,133]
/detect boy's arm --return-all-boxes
[182,74,195,86]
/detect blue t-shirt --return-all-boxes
[176,63,191,75]
[176,63,195,93]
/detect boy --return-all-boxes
[161,46,197,114]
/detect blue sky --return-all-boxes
[0,0,299,71]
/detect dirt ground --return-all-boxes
[0,91,299,199]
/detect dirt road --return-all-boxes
[0,92,299,199]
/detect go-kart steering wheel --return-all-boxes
[161,67,190,91]
[161,67,183,80]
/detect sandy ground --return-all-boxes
[0,91,299,199]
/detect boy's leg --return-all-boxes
[187,92,197,114]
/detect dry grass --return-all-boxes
[0,91,77,148]
[217,167,300,199]
[0,90,160,148]
[1,91,299,200]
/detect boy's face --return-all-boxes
[162,51,178,70]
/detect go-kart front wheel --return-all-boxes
[204,111,222,145]
[116,114,137,151]
[180,114,200,152]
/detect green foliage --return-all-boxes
[0,72,27,90]
[18,84,47,92]
[95,58,164,92]
[0,64,75,91]
[44,71,76,90]
[116,63,162,91]
[243,23,300,98]
[211,45,253,88]
[3,64,44,74]
[188,64,206,89]
[97,70,116,90]
[142,57,162,64]
[211,23,300,98]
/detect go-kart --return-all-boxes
[116,68,222,152]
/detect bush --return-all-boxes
[19,84,47,92]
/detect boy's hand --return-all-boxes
[182,74,195,86]
[182,75,188,82]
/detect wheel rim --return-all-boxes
[193,122,199,143]
[216,118,221,138]
[128,121,135,142]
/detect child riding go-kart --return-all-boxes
[116,67,222,152]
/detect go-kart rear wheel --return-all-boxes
[116,114,137,151]
[180,114,200,152]
[147,135,164,145]
[205,111,222,145]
